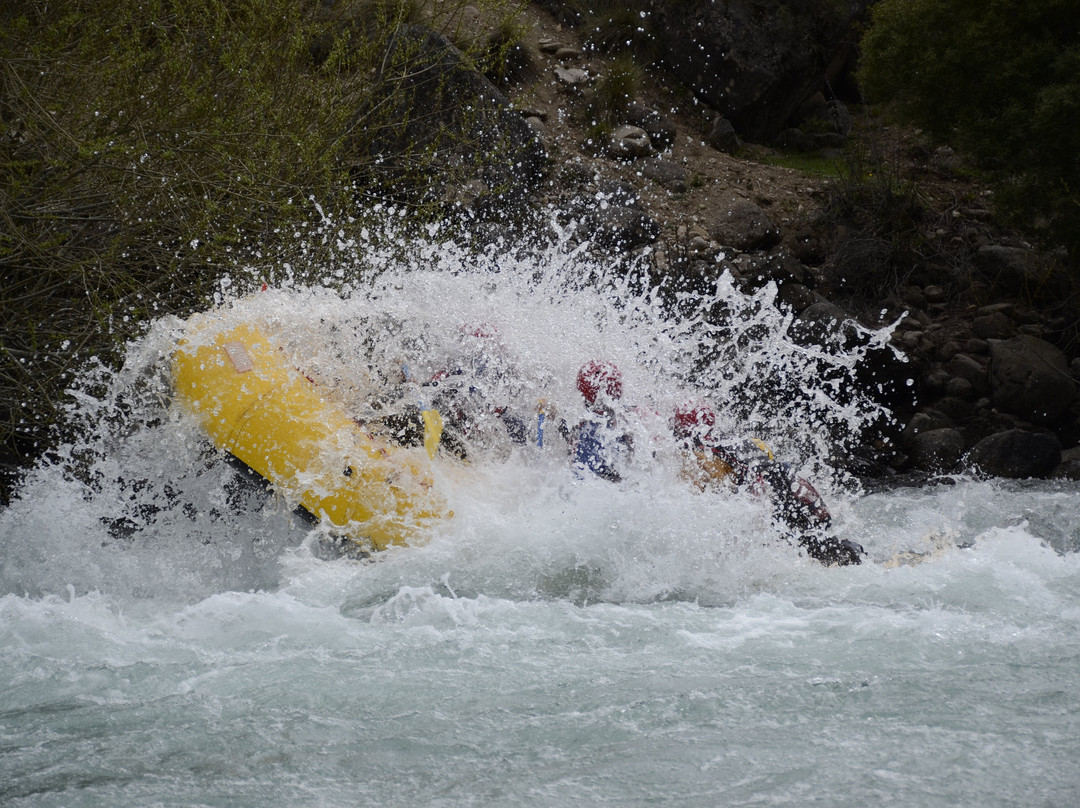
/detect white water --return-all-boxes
[3,231,1079,806]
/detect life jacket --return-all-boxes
[571,409,632,482]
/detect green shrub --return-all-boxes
[586,53,643,126]
[0,0,523,485]
[857,0,1080,260]
[574,0,659,63]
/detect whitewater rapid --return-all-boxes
[2,233,1078,806]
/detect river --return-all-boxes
[3,232,1078,806]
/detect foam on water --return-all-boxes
[2,227,1079,807]
[2,228,889,604]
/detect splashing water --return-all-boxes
[3,229,889,600]
[2,227,1079,807]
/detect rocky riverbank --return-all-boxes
[397,2,1080,483]
[3,0,1077,499]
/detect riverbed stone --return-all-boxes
[607,125,652,160]
[908,427,965,472]
[947,353,989,396]
[988,336,1076,422]
[964,429,1062,479]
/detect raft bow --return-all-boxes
[171,317,450,552]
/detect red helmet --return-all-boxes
[577,361,623,407]
[461,322,499,340]
[672,399,715,437]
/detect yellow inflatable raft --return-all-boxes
[171,316,450,552]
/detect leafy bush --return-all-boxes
[0,0,523,486]
[857,0,1080,260]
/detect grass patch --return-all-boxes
[747,147,847,179]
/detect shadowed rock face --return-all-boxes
[965,429,1062,479]
[646,0,871,141]
[355,25,546,210]
[527,0,870,143]
[989,336,1076,423]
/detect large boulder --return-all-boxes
[646,0,871,141]
[965,429,1062,479]
[353,25,546,211]
[706,200,781,251]
[988,336,1076,423]
[908,428,965,473]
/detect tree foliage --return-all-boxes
[857,0,1080,259]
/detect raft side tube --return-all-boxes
[171,318,450,551]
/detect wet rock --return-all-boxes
[622,103,677,151]
[946,353,989,397]
[931,396,978,424]
[776,283,821,315]
[586,205,660,250]
[988,336,1076,422]
[596,181,640,208]
[1052,446,1080,480]
[789,300,856,347]
[901,411,953,445]
[1052,458,1080,480]
[964,429,1062,479]
[908,428,965,472]
[733,251,804,291]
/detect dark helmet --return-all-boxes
[672,399,715,438]
[576,361,623,407]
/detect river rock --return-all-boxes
[776,283,822,315]
[622,103,677,151]
[946,353,989,397]
[988,336,1076,422]
[908,428,965,472]
[585,205,660,250]
[901,411,952,446]
[964,429,1062,479]
[789,300,855,348]
[1052,446,1080,480]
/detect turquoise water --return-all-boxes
[2,243,1079,806]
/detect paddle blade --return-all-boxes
[422,409,443,459]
